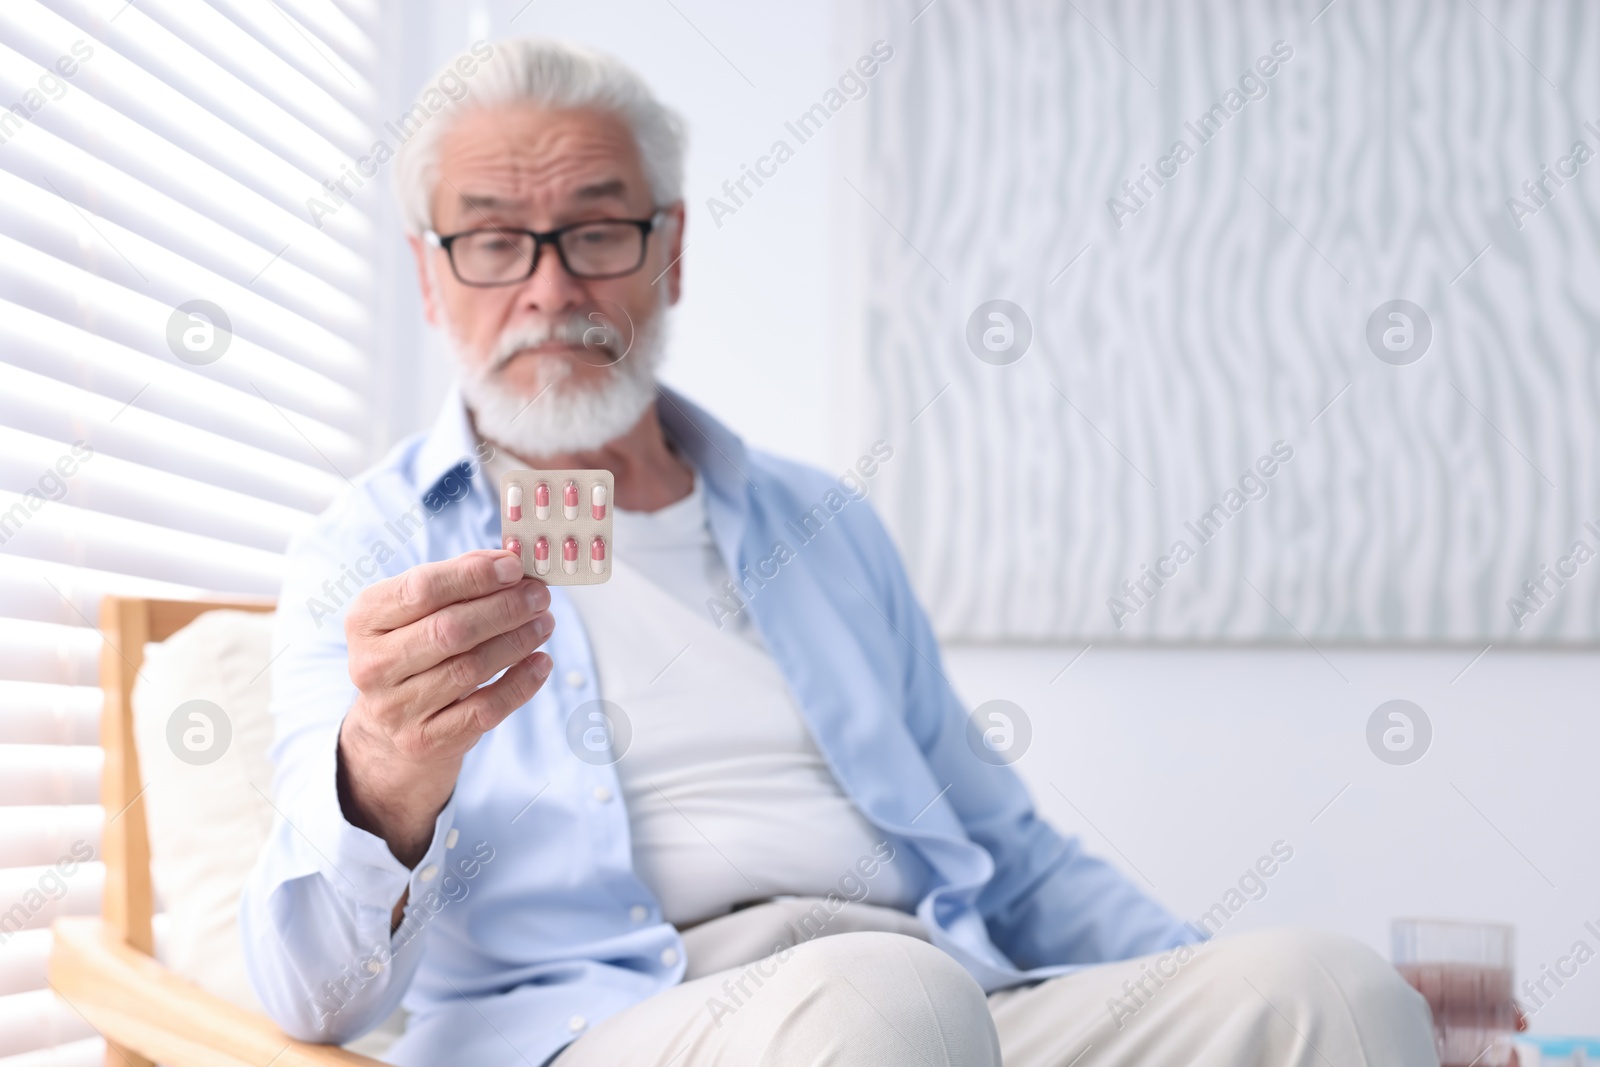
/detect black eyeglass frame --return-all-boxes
[424,210,668,287]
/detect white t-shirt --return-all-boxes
[558,473,915,927]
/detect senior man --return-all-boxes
[242,37,1438,1067]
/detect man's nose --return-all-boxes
[514,240,588,312]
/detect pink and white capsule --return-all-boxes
[534,482,551,520]
[590,535,607,574]
[504,535,521,558]
[533,536,550,576]
[562,536,579,574]
[563,480,580,520]
[506,484,523,521]
[591,483,608,520]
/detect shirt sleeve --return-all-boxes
[238,511,458,1043]
[856,502,1203,969]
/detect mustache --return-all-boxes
[488,310,627,370]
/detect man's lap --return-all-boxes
[398,901,1437,1067]
[551,929,996,1067]
[988,927,1438,1066]
[553,906,1438,1067]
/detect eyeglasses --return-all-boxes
[425,212,666,287]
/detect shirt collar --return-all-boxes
[652,384,751,508]
[653,385,754,584]
[414,383,483,504]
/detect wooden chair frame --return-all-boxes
[48,596,385,1067]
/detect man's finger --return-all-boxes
[374,579,551,685]
[359,550,526,632]
[425,651,554,748]
[396,614,555,715]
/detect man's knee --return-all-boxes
[776,931,988,1014]
[1213,929,1400,992]
[1204,928,1432,1034]
[777,931,941,975]
[735,932,1000,1066]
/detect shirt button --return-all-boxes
[568,1015,587,1033]
[660,947,679,967]
[418,864,438,882]
[565,670,586,689]
[592,786,612,803]
[364,959,382,975]
[629,905,649,923]
[445,829,459,849]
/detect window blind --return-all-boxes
[0,1,378,1062]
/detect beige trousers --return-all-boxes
[552,899,1439,1067]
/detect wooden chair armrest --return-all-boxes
[48,917,387,1067]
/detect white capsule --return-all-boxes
[506,484,522,521]
[591,483,608,520]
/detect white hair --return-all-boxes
[393,37,687,234]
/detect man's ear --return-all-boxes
[661,202,686,305]
[407,233,442,327]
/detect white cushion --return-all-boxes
[132,609,277,1014]
[132,609,403,1056]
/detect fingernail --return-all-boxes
[530,652,552,677]
[535,613,555,638]
[494,555,523,583]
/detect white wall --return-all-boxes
[944,643,1600,1035]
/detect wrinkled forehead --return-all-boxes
[431,103,651,227]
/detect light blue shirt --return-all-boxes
[240,387,1196,1067]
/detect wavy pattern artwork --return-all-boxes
[836,0,1600,642]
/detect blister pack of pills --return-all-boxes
[499,469,613,585]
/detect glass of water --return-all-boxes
[1393,918,1518,1067]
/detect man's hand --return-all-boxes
[338,549,554,868]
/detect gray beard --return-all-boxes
[456,300,668,459]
